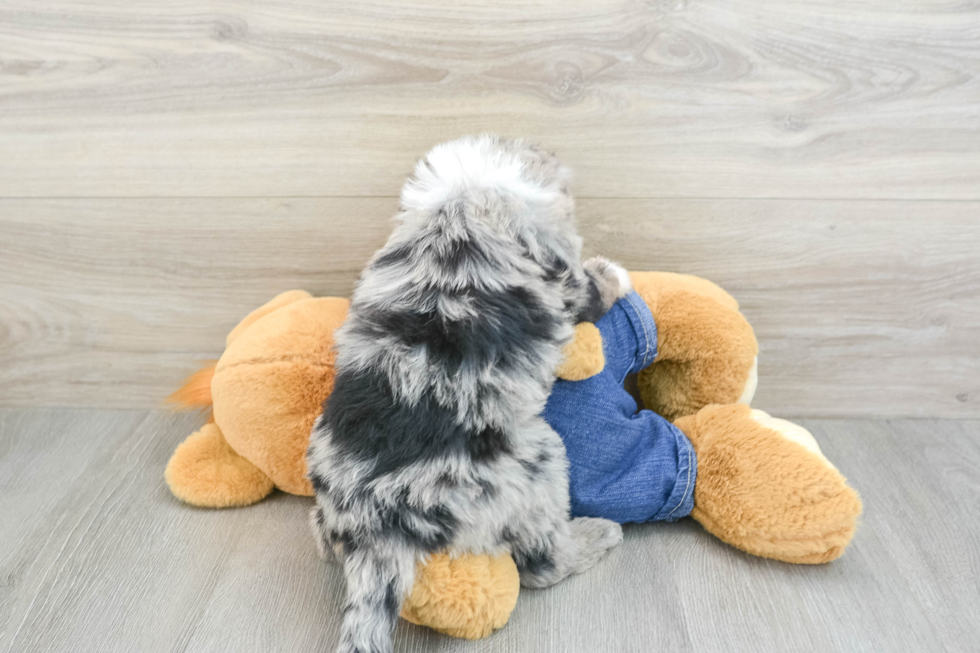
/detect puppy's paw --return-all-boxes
[569,517,623,573]
[584,256,632,305]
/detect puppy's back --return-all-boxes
[325,135,585,478]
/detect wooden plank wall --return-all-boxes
[1,0,977,416]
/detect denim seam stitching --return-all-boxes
[646,318,658,370]
[625,292,652,369]
[664,439,694,519]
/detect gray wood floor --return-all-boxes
[1,409,977,653]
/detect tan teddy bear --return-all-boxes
[166,272,860,638]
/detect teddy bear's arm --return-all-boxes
[165,422,275,507]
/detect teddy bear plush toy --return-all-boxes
[166,271,861,639]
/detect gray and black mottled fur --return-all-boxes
[307,135,630,653]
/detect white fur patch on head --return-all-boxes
[401,134,561,212]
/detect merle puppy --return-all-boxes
[308,135,629,653]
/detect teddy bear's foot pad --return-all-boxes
[165,422,275,508]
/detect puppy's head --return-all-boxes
[402,135,570,211]
[400,135,579,259]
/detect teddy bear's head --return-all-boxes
[210,295,350,495]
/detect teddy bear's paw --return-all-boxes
[556,322,605,381]
[748,409,836,470]
[400,553,520,640]
[584,256,633,306]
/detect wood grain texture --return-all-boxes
[1,0,978,198]
[2,198,977,417]
[1,410,978,652]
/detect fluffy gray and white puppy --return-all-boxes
[308,135,630,653]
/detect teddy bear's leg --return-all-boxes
[675,404,862,564]
[631,272,759,422]
[165,422,275,508]
[399,553,520,640]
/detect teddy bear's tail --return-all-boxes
[167,361,217,410]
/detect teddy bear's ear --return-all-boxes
[226,290,313,347]
[556,322,605,381]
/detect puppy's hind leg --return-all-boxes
[336,540,417,653]
[512,516,623,589]
[309,506,344,563]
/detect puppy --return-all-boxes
[308,135,630,653]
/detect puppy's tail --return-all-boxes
[166,361,217,411]
[337,543,416,653]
